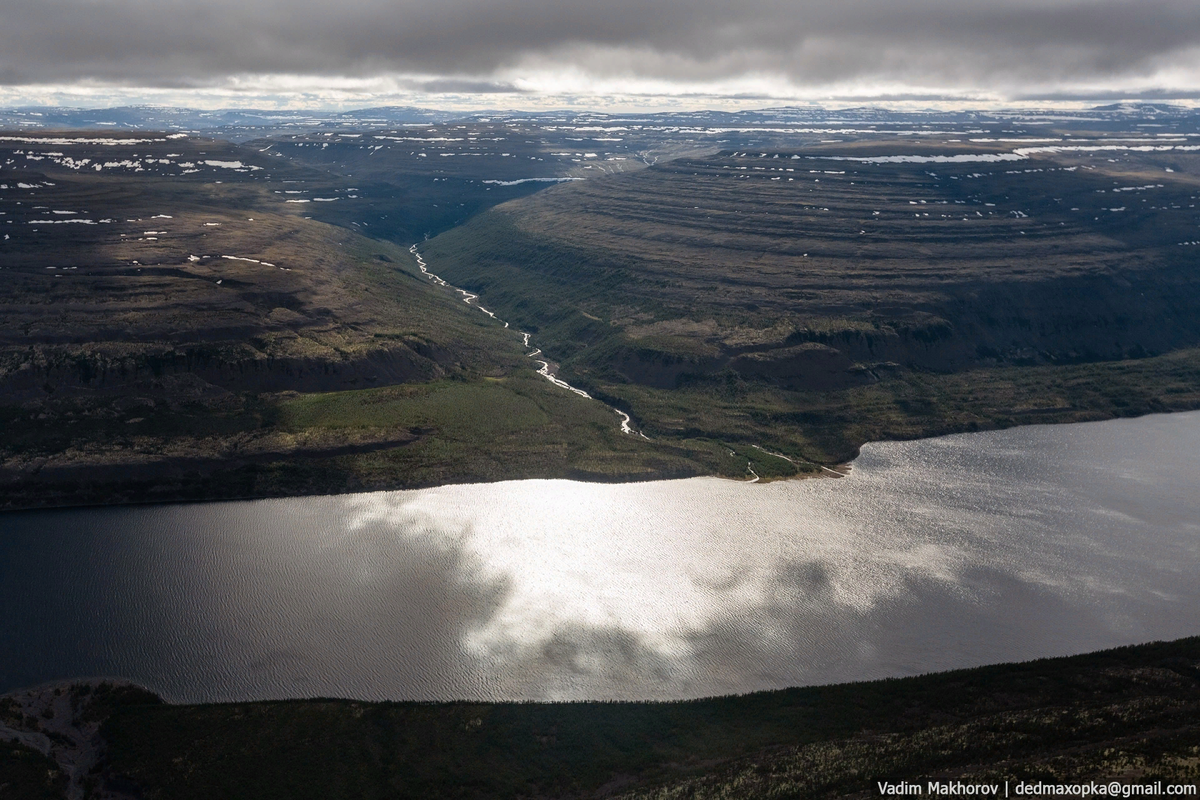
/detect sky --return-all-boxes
[2,0,1200,110]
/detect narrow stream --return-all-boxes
[410,244,647,438]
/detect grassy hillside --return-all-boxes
[0,133,738,508]
[3,637,1196,799]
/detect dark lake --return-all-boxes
[3,411,1198,702]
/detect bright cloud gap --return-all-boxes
[3,73,1200,114]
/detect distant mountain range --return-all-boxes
[3,102,1198,140]
[0,105,461,140]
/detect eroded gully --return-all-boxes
[408,245,840,481]
[410,244,648,439]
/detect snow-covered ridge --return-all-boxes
[3,148,264,175]
[807,143,1200,165]
[481,177,584,186]
[204,160,262,171]
[0,136,169,145]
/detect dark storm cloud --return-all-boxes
[2,0,1199,90]
[1016,88,1200,101]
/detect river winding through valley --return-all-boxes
[409,244,647,438]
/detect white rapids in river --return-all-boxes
[410,245,647,438]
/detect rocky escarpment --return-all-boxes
[424,144,1200,393]
[0,137,510,408]
[601,264,1200,390]
[0,338,456,403]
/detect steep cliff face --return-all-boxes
[575,268,1200,391]
[0,340,451,401]
[599,341,875,391]
[424,145,1200,392]
[727,344,876,390]
[766,267,1200,374]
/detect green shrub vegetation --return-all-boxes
[81,637,1200,799]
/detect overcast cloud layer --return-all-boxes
[3,0,1200,103]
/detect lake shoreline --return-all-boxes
[0,403,1192,513]
[5,636,1199,799]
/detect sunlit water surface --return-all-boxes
[2,411,1198,702]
